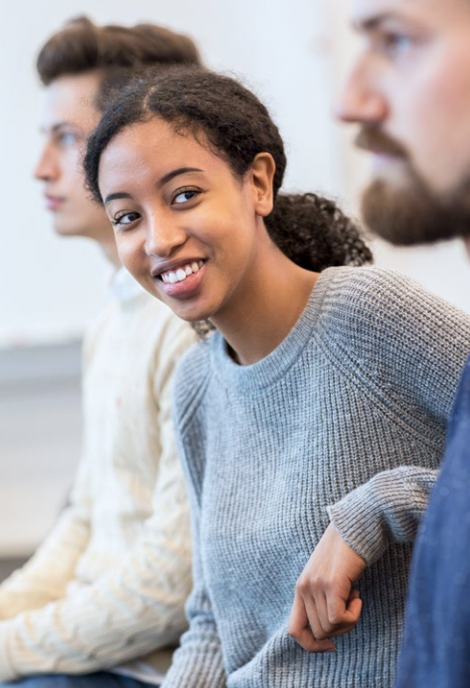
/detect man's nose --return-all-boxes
[335,59,388,125]
[34,144,59,182]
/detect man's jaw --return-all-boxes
[361,171,470,247]
[355,126,409,159]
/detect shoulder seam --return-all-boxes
[315,329,444,447]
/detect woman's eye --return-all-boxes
[172,188,201,205]
[111,211,140,228]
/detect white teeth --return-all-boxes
[160,260,204,285]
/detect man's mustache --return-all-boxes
[355,127,408,158]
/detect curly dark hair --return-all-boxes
[84,66,372,272]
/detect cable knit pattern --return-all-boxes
[0,270,196,684]
[163,266,470,688]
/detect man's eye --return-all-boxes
[378,32,413,58]
[57,132,78,146]
[173,188,200,205]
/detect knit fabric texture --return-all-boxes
[0,270,196,683]
[163,266,470,688]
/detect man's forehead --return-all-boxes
[39,74,100,133]
[351,0,468,29]
[351,0,412,26]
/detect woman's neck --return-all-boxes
[212,241,319,366]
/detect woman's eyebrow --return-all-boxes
[104,167,204,205]
[104,191,133,205]
[157,167,203,188]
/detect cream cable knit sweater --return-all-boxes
[0,270,196,684]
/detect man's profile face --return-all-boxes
[337,0,470,245]
[35,72,112,242]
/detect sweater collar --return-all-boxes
[210,269,331,392]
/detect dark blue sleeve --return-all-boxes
[394,355,470,688]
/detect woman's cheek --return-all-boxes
[117,235,143,275]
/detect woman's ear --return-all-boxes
[250,152,276,217]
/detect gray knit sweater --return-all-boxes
[163,266,470,688]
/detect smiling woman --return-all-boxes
[83,66,470,688]
[85,67,371,351]
[97,116,293,334]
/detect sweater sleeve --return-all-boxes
[0,324,103,620]
[161,347,227,688]
[0,317,194,682]
[161,529,227,688]
[324,268,470,565]
[0,459,91,620]
[327,466,437,563]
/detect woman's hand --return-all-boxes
[288,522,366,652]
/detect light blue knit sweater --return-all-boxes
[163,266,470,688]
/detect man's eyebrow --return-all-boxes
[38,121,75,135]
[157,167,203,188]
[353,11,395,32]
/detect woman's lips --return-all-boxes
[159,259,204,284]
[156,260,206,299]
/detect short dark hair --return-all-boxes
[85,66,373,272]
[36,15,201,111]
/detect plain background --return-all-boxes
[1,0,470,555]
[1,0,470,348]
[0,0,342,345]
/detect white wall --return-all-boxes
[0,0,344,347]
[0,1,347,554]
[1,0,469,349]
[2,0,470,555]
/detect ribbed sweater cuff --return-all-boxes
[327,469,421,565]
[163,648,226,688]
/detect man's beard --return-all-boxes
[357,127,470,246]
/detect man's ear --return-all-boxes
[250,152,276,217]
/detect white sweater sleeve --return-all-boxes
[0,317,102,621]
[0,458,91,619]
[0,318,194,682]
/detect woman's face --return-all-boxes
[98,117,272,325]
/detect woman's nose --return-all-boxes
[144,218,187,258]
